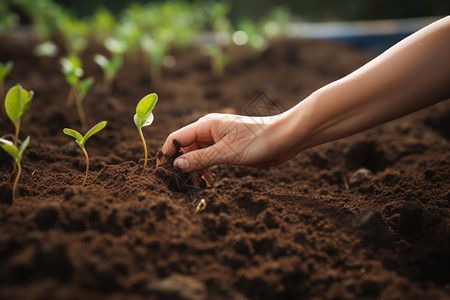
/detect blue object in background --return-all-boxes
[286,16,442,53]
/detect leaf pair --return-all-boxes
[63,121,107,148]
[134,93,157,129]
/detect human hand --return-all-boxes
[156,113,297,175]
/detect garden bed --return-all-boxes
[0,34,449,299]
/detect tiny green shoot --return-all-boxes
[63,121,107,185]
[61,55,94,131]
[0,61,13,99]
[0,136,30,202]
[4,84,34,147]
[61,55,83,107]
[134,93,157,169]
[203,44,229,77]
[75,76,95,132]
[94,54,123,94]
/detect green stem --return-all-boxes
[138,127,148,169]
[76,94,87,132]
[12,121,20,172]
[12,161,21,202]
[81,146,89,185]
[66,86,76,107]
[14,120,20,147]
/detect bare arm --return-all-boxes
[158,16,450,172]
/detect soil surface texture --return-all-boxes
[0,33,449,300]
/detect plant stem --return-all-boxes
[138,127,148,169]
[104,77,112,95]
[12,161,21,202]
[14,120,20,146]
[81,146,89,185]
[76,95,87,132]
[66,86,76,107]
[12,121,20,172]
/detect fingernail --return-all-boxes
[175,157,189,170]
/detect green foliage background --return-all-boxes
[4,0,450,23]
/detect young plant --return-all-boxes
[61,54,83,107]
[61,55,94,131]
[4,84,34,146]
[0,60,13,99]
[75,77,95,132]
[203,44,230,77]
[63,121,107,185]
[94,54,123,94]
[0,136,30,202]
[134,93,157,169]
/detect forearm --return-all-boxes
[276,16,450,153]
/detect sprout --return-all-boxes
[94,54,123,94]
[0,136,30,202]
[203,44,229,77]
[4,84,34,147]
[141,36,167,81]
[134,93,157,169]
[61,55,83,106]
[63,121,107,185]
[0,61,13,98]
[61,55,94,131]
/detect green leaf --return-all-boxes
[135,93,158,128]
[63,128,83,144]
[18,136,30,159]
[5,84,33,126]
[82,121,107,145]
[0,138,18,159]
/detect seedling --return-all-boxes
[0,136,30,202]
[75,77,95,132]
[94,54,123,94]
[63,121,107,185]
[134,93,157,169]
[61,55,83,107]
[141,36,167,81]
[203,44,229,76]
[61,55,94,131]
[4,84,34,147]
[0,61,13,99]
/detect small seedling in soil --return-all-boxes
[134,93,157,169]
[61,55,94,131]
[94,54,123,94]
[0,136,30,202]
[4,84,34,147]
[203,44,229,77]
[0,60,13,99]
[63,121,107,185]
[61,55,83,107]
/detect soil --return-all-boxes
[0,32,449,300]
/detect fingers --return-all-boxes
[157,121,206,166]
[174,140,231,172]
[157,115,220,166]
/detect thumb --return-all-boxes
[174,144,226,172]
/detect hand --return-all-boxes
[156,113,296,173]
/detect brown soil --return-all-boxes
[0,33,449,300]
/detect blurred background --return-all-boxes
[33,0,450,22]
[0,0,448,55]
